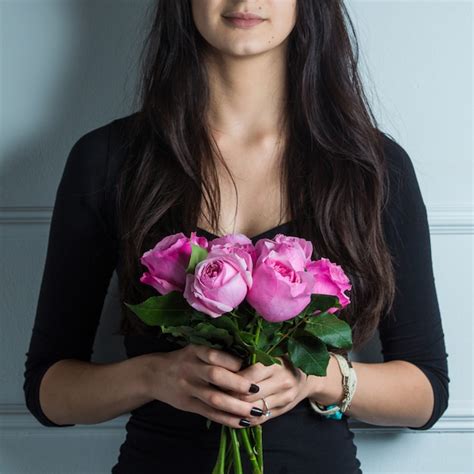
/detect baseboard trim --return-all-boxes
[0,404,472,434]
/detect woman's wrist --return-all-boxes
[306,353,345,406]
[137,352,169,402]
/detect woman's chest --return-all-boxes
[198,142,290,237]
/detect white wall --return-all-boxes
[0,1,472,473]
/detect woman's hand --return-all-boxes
[145,344,267,428]
[229,356,321,423]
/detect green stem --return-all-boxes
[229,427,243,474]
[239,428,262,474]
[251,317,264,471]
[251,318,262,365]
[224,434,234,474]
[250,425,257,445]
[212,424,228,474]
[266,317,308,355]
[255,425,263,472]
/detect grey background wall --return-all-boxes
[0,1,472,473]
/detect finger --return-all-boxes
[187,396,254,429]
[201,364,261,395]
[236,376,277,403]
[237,361,274,383]
[249,400,285,426]
[249,390,298,426]
[234,371,293,403]
[261,389,297,412]
[192,382,265,421]
[193,345,243,372]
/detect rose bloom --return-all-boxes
[183,250,252,318]
[306,257,352,313]
[140,231,208,294]
[246,237,315,322]
[207,233,255,274]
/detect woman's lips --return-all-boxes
[222,16,266,29]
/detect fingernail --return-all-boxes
[239,418,251,427]
[249,383,260,393]
[250,406,264,417]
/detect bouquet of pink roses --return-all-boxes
[125,231,353,474]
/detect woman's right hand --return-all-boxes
[145,344,265,428]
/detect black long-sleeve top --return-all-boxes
[23,114,450,442]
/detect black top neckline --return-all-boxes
[196,220,292,242]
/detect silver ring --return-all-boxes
[262,398,272,417]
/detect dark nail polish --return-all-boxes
[250,406,264,417]
[239,418,251,427]
[249,383,260,393]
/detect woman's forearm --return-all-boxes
[306,357,434,428]
[39,354,159,425]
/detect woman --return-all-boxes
[23,1,450,473]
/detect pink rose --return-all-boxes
[140,231,208,294]
[273,234,313,264]
[207,234,255,274]
[246,240,315,322]
[183,251,252,318]
[306,257,352,313]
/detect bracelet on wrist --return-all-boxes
[308,352,357,420]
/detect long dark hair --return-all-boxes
[115,0,396,352]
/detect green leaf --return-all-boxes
[209,315,239,334]
[265,335,289,358]
[186,243,208,273]
[253,349,282,366]
[304,312,352,350]
[257,321,283,350]
[188,335,224,349]
[239,331,255,345]
[228,345,250,360]
[190,310,209,322]
[192,323,234,346]
[124,291,191,326]
[305,293,342,316]
[209,316,255,352]
[287,335,330,377]
[161,325,194,338]
[268,343,287,358]
[161,322,234,349]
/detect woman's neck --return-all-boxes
[204,46,288,143]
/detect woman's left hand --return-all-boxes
[229,356,321,424]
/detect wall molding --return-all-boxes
[0,403,472,435]
[0,207,52,225]
[426,204,474,235]
[0,205,473,234]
